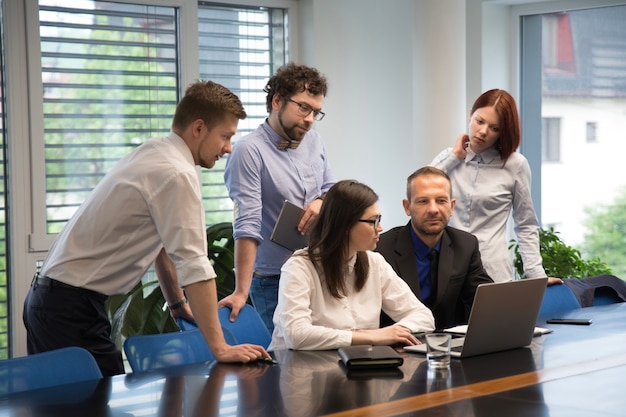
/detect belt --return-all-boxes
[31,274,107,300]
[32,274,81,290]
[253,273,280,280]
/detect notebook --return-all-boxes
[270,200,307,251]
[404,277,548,358]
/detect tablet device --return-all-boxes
[270,200,307,251]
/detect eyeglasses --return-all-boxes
[358,215,382,229]
[287,98,326,121]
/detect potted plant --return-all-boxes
[508,226,612,279]
[106,222,238,349]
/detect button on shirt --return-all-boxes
[224,121,335,275]
[431,146,546,282]
[41,132,216,295]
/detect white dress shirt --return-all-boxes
[269,250,435,351]
[431,146,546,282]
[41,132,216,295]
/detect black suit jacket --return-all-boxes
[376,223,493,329]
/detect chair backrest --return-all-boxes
[174,305,270,349]
[0,346,102,396]
[176,317,199,331]
[218,304,272,349]
[592,287,623,306]
[538,284,581,317]
[124,328,217,373]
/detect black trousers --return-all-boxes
[23,277,124,377]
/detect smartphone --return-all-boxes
[546,318,592,325]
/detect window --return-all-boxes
[542,117,561,162]
[524,5,626,277]
[197,3,287,225]
[542,13,576,75]
[586,121,597,142]
[30,1,289,246]
[37,1,178,235]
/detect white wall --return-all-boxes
[297,0,468,230]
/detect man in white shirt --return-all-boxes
[23,81,270,376]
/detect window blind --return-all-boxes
[39,1,178,233]
[198,3,287,225]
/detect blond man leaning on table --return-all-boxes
[23,81,270,377]
[269,180,435,351]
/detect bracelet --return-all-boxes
[168,298,187,310]
[316,193,326,201]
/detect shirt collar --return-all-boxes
[166,131,195,166]
[464,145,501,164]
[261,120,303,151]
[408,226,441,260]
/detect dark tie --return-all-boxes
[428,249,439,305]
[277,139,302,150]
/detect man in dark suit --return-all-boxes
[376,167,493,329]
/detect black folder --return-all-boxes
[338,345,404,369]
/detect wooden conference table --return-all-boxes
[2,302,626,417]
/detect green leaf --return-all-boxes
[509,226,612,279]
[105,222,241,350]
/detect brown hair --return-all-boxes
[172,80,246,131]
[306,180,378,298]
[406,166,453,200]
[471,89,520,165]
[263,63,328,113]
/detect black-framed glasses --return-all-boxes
[358,215,382,229]
[287,98,325,121]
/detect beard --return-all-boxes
[413,217,447,236]
[277,108,310,141]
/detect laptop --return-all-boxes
[405,277,548,358]
[270,200,307,251]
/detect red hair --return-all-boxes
[471,89,520,165]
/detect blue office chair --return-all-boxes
[538,284,581,317]
[124,327,237,373]
[0,346,102,396]
[218,304,272,349]
[177,305,271,349]
[592,287,623,306]
[176,317,199,331]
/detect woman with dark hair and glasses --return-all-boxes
[269,180,435,351]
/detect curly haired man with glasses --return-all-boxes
[221,63,336,333]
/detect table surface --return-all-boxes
[2,302,626,417]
